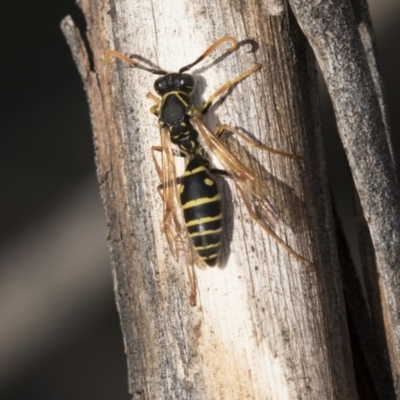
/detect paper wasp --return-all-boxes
[105,36,313,305]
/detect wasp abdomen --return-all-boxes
[180,159,222,266]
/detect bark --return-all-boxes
[60,0,363,398]
[289,0,400,397]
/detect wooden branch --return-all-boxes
[288,0,400,396]
[61,0,358,398]
[334,207,395,400]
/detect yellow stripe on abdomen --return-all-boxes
[182,194,221,209]
[195,242,221,250]
[189,227,222,237]
[186,213,223,227]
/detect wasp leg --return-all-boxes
[146,93,161,116]
[151,146,170,200]
[216,124,301,160]
[152,145,186,161]
[179,36,238,73]
[150,105,159,117]
[155,176,184,199]
[237,186,314,268]
[151,146,185,197]
[151,149,197,306]
[151,146,164,182]
[200,63,261,114]
[210,168,230,178]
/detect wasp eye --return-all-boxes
[154,77,168,94]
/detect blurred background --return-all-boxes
[0,1,399,399]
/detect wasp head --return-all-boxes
[154,73,195,95]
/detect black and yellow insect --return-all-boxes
[180,157,223,266]
[105,36,313,305]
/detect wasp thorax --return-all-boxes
[154,73,195,95]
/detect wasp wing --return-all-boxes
[191,109,279,230]
[159,127,194,262]
[158,127,197,304]
[192,110,313,268]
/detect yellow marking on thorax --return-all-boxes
[163,91,189,107]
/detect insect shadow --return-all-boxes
[220,130,309,235]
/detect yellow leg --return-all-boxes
[151,146,185,197]
[200,63,261,114]
[146,92,160,116]
[151,146,164,183]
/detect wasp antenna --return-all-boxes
[104,50,167,75]
[179,36,238,73]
